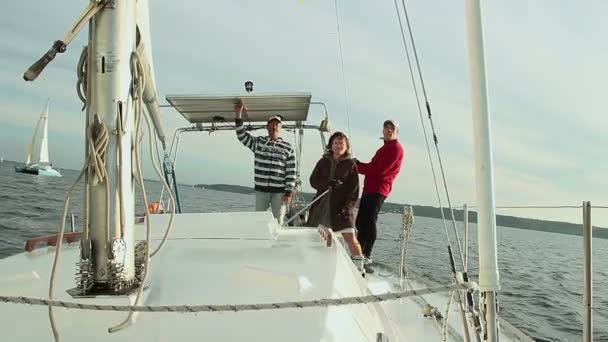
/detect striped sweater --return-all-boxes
[235,119,296,194]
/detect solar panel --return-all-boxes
[165,93,312,124]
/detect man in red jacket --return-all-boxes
[355,119,404,273]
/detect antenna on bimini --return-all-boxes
[244,81,254,93]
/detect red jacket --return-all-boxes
[356,139,404,197]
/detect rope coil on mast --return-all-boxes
[106,51,150,334]
[76,46,88,110]
[108,51,179,333]
[47,40,118,342]
[46,43,179,338]
[47,113,113,342]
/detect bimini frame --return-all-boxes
[158,90,331,225]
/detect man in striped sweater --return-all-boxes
[234,101,296,225]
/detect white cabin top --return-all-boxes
[165,92,312,124]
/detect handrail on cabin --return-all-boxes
[24,232,82,252]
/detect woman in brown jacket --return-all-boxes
[307,132,364,268]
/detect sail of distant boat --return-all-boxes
[25,99,49,165]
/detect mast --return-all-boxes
[464,0,500,340]
[38,98,50,165]
[22,0,162,295]
[83,0,138,292]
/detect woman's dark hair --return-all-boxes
[326,131,351,155]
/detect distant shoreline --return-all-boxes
[194,183,608,239]
[6,158,604,239]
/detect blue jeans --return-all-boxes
[355,193,386,259]
[255,191,286,225]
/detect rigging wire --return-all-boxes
[391,0,459,273]
[333,0,353,149]
[390,8,482,337]
[396,0,466,270]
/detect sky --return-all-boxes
[0,0,606,227]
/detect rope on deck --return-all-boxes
[0,283,473,313]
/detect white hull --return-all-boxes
[0,212,528,341]
[15,164,62,177]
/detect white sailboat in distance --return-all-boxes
[15,98,62,177]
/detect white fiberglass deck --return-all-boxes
[0,212,527,341]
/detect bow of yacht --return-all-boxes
[0,211,530,341]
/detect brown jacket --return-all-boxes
[306,153,359,231]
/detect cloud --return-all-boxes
[484,1,608,138]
